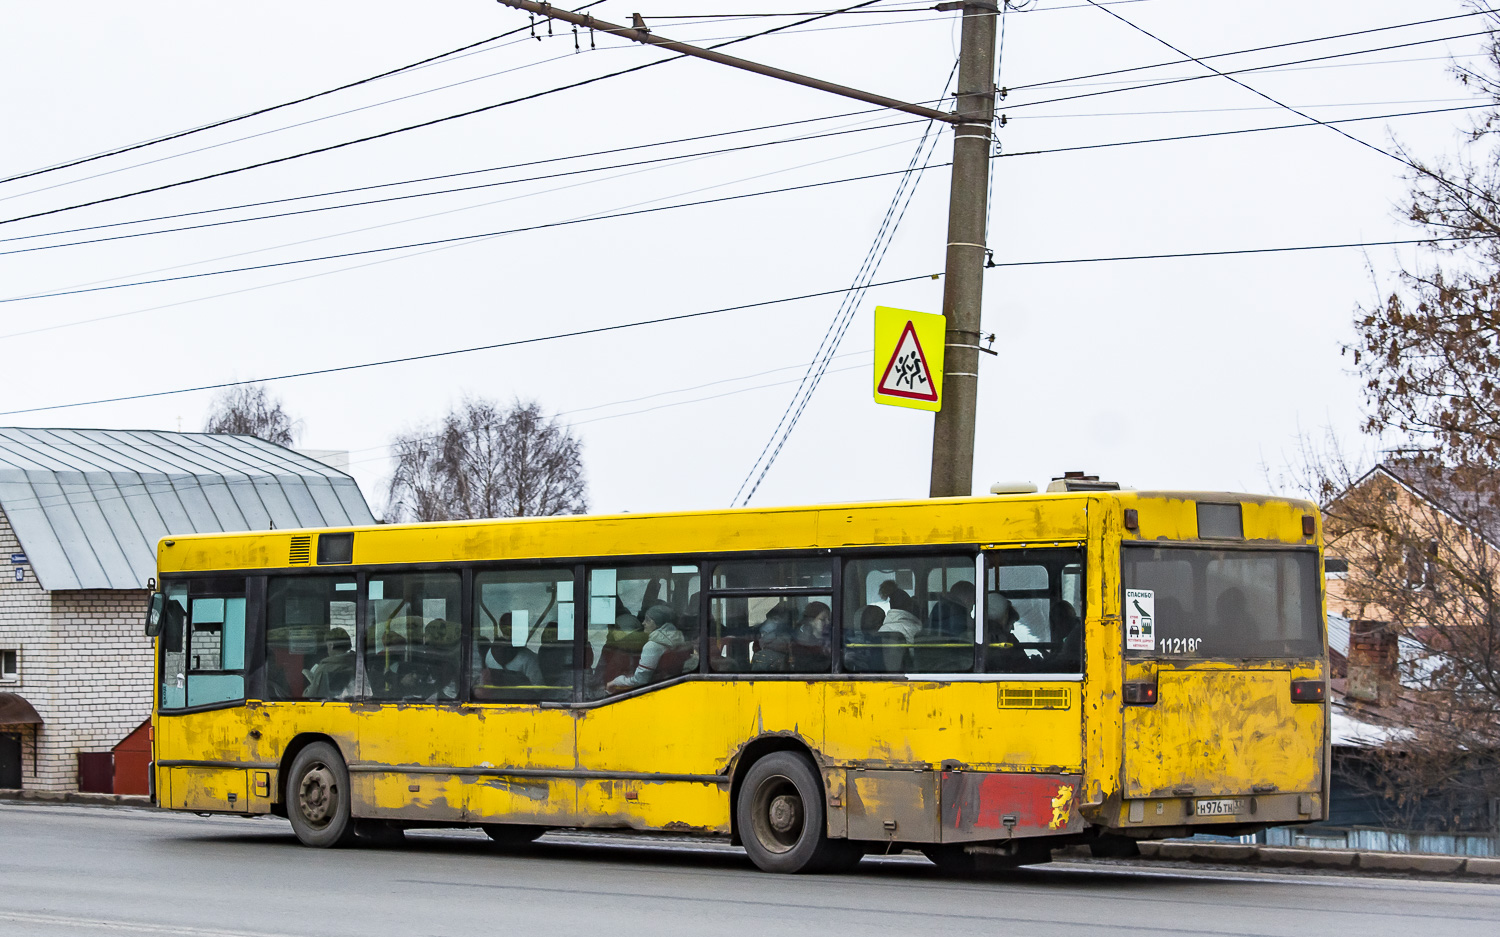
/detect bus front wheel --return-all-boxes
[286,742,356,848]
[737,752,845,874]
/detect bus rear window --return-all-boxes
[1121,546,1322,658]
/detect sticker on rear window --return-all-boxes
[1125,589,1155,650]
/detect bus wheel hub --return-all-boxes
[768,794,801,834]
[299,766,334,824]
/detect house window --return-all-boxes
[0,650,16,680]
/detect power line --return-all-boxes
[6,233,1492,418]
[337,350,875,471]
[982,235,1498,270]
[0,274,942,417]
[998,103,1490,160]
[0,130,927,340]
[1077,0,1475,195]
[0,163,941,306]
[735,62,956,506]
[0,3,879,229]
[8,98,1477,310]
[0,117,923,258]
[1005,7,1499,93]
[1004,29,1492,112]
[0,9,595,189]
[0,40,575,210]
[0,104,933,248]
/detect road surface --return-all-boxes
[1,802,1495,936]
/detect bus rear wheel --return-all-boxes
[286,742,356,848]
[737,752,846,874]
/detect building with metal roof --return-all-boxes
[0,428,374,794]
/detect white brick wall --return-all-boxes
[0,507,152,792]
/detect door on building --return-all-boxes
[0,732,21,789]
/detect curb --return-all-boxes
[1133,840,1500,878]
[0,789,152,808]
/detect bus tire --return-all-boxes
[482,824,544,847]
[737,752,839,874]
[286,742,357,848]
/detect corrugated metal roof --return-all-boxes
[0,428,375,591]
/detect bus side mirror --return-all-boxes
[145,592,166,637]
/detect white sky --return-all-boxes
[0,0,1487,516]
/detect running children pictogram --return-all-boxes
[873,306,945,412]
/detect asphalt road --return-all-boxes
[1,803,1496,937]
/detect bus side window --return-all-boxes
[586,564,700,699]
[841,555,975,674]
[472,568,576,704]
[265,576,357,701]
[983,548,1085,674]
[707,559,833,676]
[366,572,462,702]
[159,583,189,710]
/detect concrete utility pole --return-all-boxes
[498,0,999,498]
[929,3,998,498]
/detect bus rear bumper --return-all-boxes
[1108,791,1322,832]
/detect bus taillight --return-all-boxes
[1290,679,1325,702]
[1123,682,1157,705]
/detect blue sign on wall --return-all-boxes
[10,553,26,564]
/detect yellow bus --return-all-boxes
[146,484,1329,872]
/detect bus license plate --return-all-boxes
[1195,798,1245,816]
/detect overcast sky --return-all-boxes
[0,0,1488,516]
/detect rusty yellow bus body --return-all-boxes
[150,490,1328,866]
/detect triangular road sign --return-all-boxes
[876,320,938,401]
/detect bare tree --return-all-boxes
[1299,10,1500,831]
[384,398,587,522]
[203,384,300,446]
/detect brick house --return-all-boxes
[0,428,374,793]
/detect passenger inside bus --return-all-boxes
[789,601,832,671]
[304,628,355,699]
[605,602,694,693]
[480,613,544,686]
[751,603,793,672]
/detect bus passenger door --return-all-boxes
[356,571,469,823]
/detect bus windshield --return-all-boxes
[1121,545,1322,659]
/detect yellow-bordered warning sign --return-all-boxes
[873,305,944,412]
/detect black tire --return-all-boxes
[737,752,842,873]
[482,824,545,847]
[286,742,357,848]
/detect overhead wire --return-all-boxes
[0,162,944,307]
[0,8,601,189]
[1003,30,1494,111]
[9,229,1500,419]
[1005,7,1499,93]
[7,96,1479,314]
[733,61,956,506]
[1077,0,1487,201]
[0,116,926,258]
[0,1,887,229]
[0,40,585,209]
[0,103,941,248]
[0,274,943,418]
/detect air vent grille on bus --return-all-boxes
[998,686,1072,709]
[288,536,312,565]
